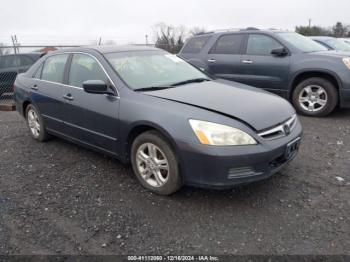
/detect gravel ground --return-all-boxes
[0,110,349,255]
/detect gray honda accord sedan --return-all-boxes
[14,45,302,195]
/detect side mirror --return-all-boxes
[83,80,108,94]
[271,47,288,57]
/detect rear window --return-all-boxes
[181,35,211,54]
[0,56,18,69]
[41,54,69,83]
[210,34,244,54]
[0,55,37,69]
[20,55,35,66]
[33,63,43,79]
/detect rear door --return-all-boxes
[31,54,69,132]
[178,35,212,70]
[62,53,119,154]
[240,34,290,95]
[205,34,245,81]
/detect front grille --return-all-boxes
[258,114,297,140]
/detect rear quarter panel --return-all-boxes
[14,73,30,116]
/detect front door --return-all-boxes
[62,53,120,154]
[239,34,290,96]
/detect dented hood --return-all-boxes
[144,79,295,131]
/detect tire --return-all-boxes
[292,77,338,117]
[25,104,51,142]
[131,130,182,195]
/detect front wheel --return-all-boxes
[131,131,182,195]
[292,77,338,117]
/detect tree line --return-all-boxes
[295,22,350,37]
[152,23,207,53]
[154,21,350,54]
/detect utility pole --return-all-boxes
[11,35,19,73]
[308,18,312,28]
[14,35,18,52]
[11,35,17,54]
[11,35,19,53]
[145,34,148,46]
[98,37,102,46]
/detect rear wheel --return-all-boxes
[131,131,182,195]
[292,77,338,117]
[26,104,51,142]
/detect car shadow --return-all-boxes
[299,108,350,120]
[175,173,286,199]
[328,108,350,119]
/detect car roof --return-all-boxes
[55,45,160,54]
[191,29,289,37]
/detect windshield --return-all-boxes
[277,32,328,53]
[105,51,210,90]
[324,38,350,51]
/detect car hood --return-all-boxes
[144,79,295,131]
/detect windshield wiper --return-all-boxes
[134,78,211,92]
[170,78,211,86]
[134,85,175,92]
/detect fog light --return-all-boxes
[227,167,260,179]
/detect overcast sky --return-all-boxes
[1,0,349,46]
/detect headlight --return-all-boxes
[343,58,350,70]
[189,119,257,146]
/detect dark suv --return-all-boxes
[179,29,350,117]
[0,53,43,98]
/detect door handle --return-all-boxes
[207,59,216,63]
[31,84,38,90]
[63,94,74,101]
[242,60,253,64]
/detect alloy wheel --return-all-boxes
[136,143,169,188]
[27,109,41,138]
[298,85,328,112]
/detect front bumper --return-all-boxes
[176,120,302,188]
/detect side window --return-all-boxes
[210,34,243,54]
[246,34,283,56]
[12,57,21,67]
[33,63,43,79]
[0,56,15,68]
[20,56,35,66]
[41,54,69,83]
[182,36,211,54]
[68,54,108,88]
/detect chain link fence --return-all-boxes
[0,46,18,108]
